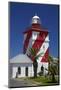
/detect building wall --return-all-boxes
[32,31,39,41]
[26,35,32,55]
[23,32,32,54]
[37,62,48,75]
[23,33,27,44]
[28,65,34,77]
[12,67,17,78]
[12,66,33,78]
[11,63,48,78]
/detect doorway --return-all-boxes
[25,67,28,76]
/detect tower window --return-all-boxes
[43,45,45,50]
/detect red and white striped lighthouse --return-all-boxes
[23,15,49,74]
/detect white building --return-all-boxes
[9,54,34,78]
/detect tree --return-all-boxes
[46,56,58,82]
[29,48,43,78]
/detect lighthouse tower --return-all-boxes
[23,15,49,75]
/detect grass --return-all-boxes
[28,76,59,86]
[17,75,59,86]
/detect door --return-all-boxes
[25,67,28,76]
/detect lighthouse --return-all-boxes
[23,14,49,75]
[10,15,49,78]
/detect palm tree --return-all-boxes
[47,56,58,82]
[29,48,42,78]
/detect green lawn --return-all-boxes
[18,75,59,86]
[28,76,59,86]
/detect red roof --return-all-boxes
[23,23,48,34]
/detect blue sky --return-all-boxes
[9,2,59,59]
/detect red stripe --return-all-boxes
[32,32,48,58]
[41,48,49,62]
[24,32,32,53]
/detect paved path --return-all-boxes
[9,78,41,88]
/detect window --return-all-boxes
[25,67,28,76]
[43,45,45,50]
[34,33,36,36]
[18,67,21,74]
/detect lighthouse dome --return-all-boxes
[32,15,40,19]
[32,14,40,24]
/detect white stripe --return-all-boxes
[26,31,39,55]
[32,31,39,45]
[26,37,32,55]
